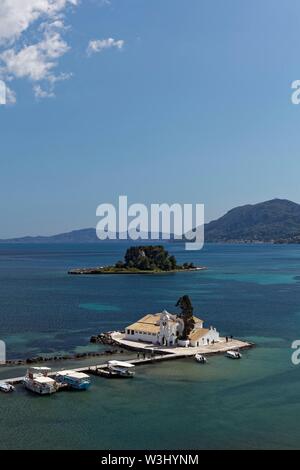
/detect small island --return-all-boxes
[68,245,207,275]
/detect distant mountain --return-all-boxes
[0,229,169,244]
[0,228,99,244]
[3,199,300,244]
[205,199,300,242]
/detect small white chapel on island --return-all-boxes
[125,310,220,348]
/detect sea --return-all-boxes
[0,242,300,450]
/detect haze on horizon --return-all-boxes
[1,0,300,238]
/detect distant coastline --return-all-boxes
[1,239,299,245]
[3,198,300,245]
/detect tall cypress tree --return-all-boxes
[176,295,195,340]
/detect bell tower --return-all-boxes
[158,310,177,346]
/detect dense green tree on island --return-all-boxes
[115,260,125,269]
[117,245,182,272]
[169,255,177,270]
[176,295,195,340]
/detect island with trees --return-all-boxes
[68,245,206,275]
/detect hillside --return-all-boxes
[205,199,300,242]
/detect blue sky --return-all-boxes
[0,0,300,237]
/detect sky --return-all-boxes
[1,0,300,238]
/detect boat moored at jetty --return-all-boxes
[0,382,15,393]
[194,354,207,364]
[107,361,136,378]
[226,350,242,359]
[23,367,58,395]
[55,370,91,390]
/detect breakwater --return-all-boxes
[3,348,125,368]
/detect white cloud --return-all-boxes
[1,32,69,81]
[0,0,78,100]
[34,84,55,99]
[0,1,125,102]
[33,71,71,99]
[0,0,77,44]
[6,85,17,104]
[87,37,125,55]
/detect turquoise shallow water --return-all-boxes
[0,242,300,449]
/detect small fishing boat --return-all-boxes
[0,382,15,393]
[194,354,207,364]
[55,370,91,390]
[23,367,57,395]
[107,361,135,378]
[226,350,242,359]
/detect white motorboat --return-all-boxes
[0,382,15,393]
[23,367,57,395]
[226,350,242,359]
[195,354,207,364]
[107,360,135,378]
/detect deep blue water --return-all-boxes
[0,242,300,449]
[1,242,299,358]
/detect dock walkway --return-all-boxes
[2,335,253,386]
[110,332,253,357]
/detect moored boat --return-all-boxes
[55,370,91,390]
[226,350,242,359]
[194,354,207,364]
[107,360,135,378]
[23,367,58,395]
[0,382,15,393]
